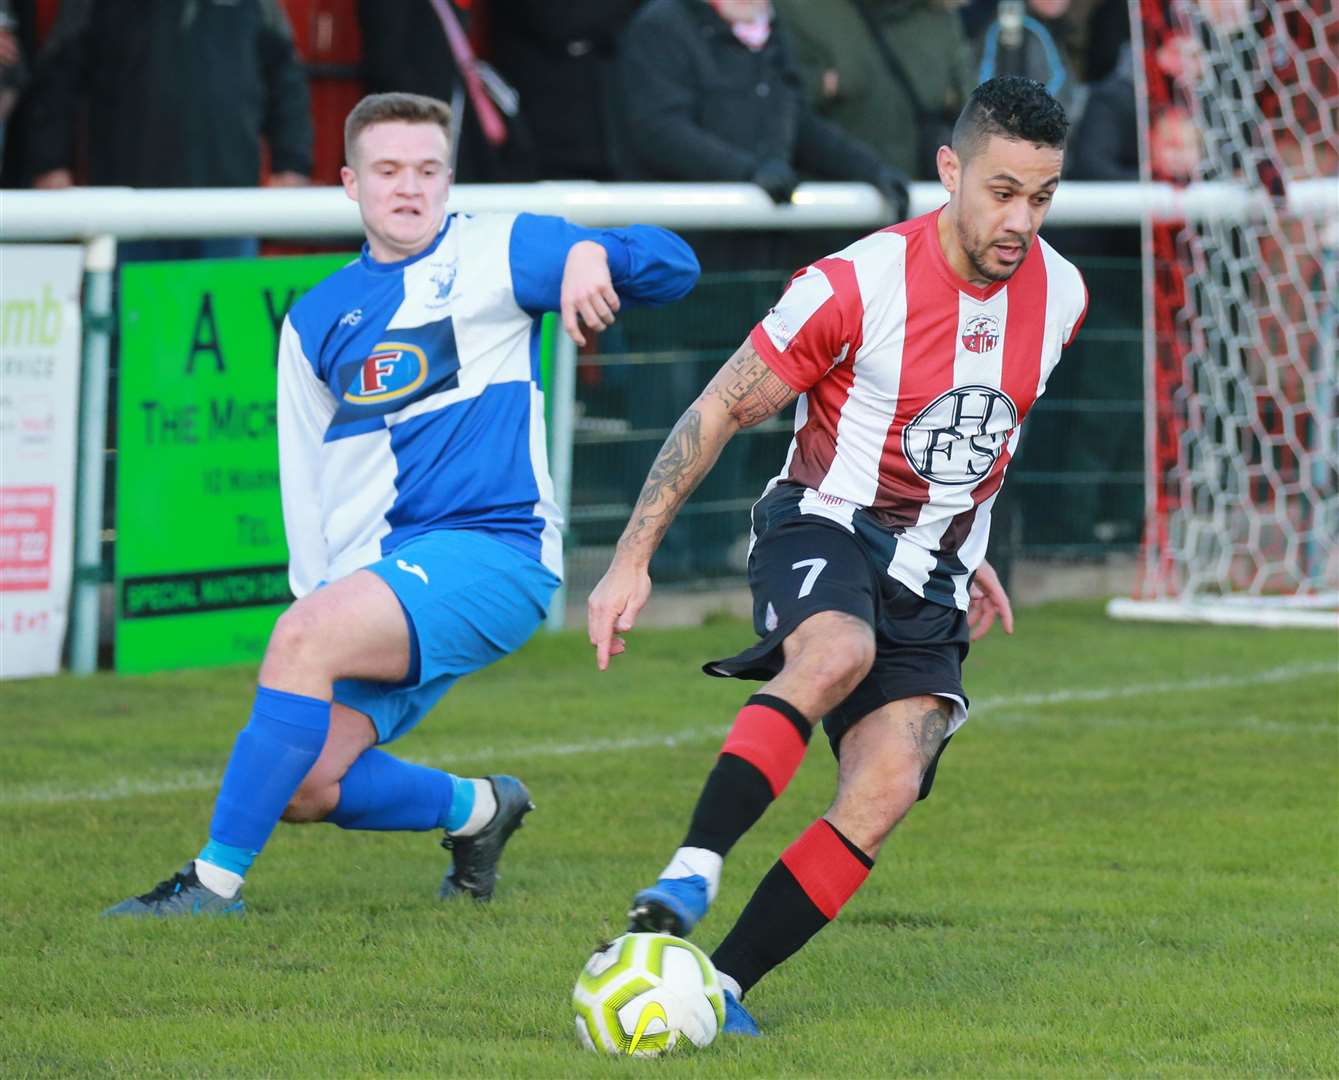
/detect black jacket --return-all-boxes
[614,0,887,186]
[1069,45,1136,181]
[24,0,311,186]
[491,0,642,180]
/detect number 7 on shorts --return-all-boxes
[791,558,828,598]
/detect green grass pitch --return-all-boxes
[2,601,1336,1077]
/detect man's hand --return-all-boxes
[967,559,1014,642]
[265,171,310,187]
[752,158,799,204]
[561,240,621,346]
[587,558,652,670]
[875,165,911,223]
[32,169,74,190]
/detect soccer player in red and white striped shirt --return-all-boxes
[589,76,1087,1035]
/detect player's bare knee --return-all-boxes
[827,779,914,856]
[790,630,874,698]
[836,756,920,838]
[846,632,877,684]
[791,611,875,671]
[886,771,922,821]
[262,604,326,678]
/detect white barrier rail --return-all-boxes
[3,178,1336,669]
[2,178,1336,240]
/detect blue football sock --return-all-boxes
[197,839,254,879]
[446,774,476,831]
[326,748,468,832]
[199,686,331,877]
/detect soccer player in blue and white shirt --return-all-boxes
[105,93,699,916]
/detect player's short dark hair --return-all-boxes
[951,77,1069,162]
[344,92,453,164]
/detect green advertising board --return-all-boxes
[116,254,351,673]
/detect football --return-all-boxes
[572,932,726,1056]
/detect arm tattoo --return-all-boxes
[618,406,712,556]
[616,340,795,559]
[706,342,798,429]
[907,701,952,774]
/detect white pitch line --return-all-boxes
[982,711,1336,736]
[3,661,1334,809]
[969,660,1336,711]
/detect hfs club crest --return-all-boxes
[961,313,1000,354]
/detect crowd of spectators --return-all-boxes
[0,0,1135,214]
[0,0,1225,578]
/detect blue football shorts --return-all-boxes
[332,529,560,744]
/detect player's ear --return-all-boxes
[340,164,359,202]
[937,145,959,194]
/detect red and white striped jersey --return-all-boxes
[750,207,1088,610]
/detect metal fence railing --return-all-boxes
[13,179,1319,659]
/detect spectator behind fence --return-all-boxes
[1052,36,1137,256]
[1076,0,1129,84]
[964,0,1117,82]
[23,0,312,260]
[358,0,535,182]
[614,0,909,229]
[775,0,974,181]
[1069,41,1135,182]
[489,0,643,180]
[974,0,1086,137]
[612,0,909,580]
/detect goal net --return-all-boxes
[1110,0,1338,628]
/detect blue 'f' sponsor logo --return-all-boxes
[326,317,462,441]
[343,342,430,404]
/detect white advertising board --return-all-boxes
[1,244,85,678]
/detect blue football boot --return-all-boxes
[102,862,245,918]
[627,874,710,936]
[721,989,762,1036]
[439,776,534,901]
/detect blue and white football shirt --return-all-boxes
[277,211,699,596]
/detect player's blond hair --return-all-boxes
[344,93,453,165]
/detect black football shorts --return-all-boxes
[703,484,971,798]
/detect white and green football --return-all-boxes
[572,932,726,1056]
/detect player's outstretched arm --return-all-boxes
[967,559,1015,641]
[587,341,797,669]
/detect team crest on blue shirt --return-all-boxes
[428,264,457,308]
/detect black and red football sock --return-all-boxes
[711,817,874,996]
[681,693,810,857]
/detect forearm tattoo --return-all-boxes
[618,406,711,556]
[617,342,795,558]
[706,343,798,428]
[908,701,952,774]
